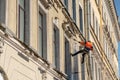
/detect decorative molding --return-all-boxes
[62,21,76,38]
[39,0,53,9]
[54,0,62,8]
[90,25,117,80]
[39,68,47,80]
[0,24,67,80]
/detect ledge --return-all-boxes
[0,23,67,79]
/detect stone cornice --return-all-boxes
[0,23,67,80]
[104,0,120,41]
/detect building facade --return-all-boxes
[0,0,120,80]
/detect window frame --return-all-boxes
[38,2,48,60]
[18,0,30,44]
[79,6,83,33]
[0,0,6,24]
[18,0,25,42]
[72,0,76,22]
[52,23,60,70]
[38,11,44,57]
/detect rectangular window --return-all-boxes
[98,68,101,80]
[72,0,76,22]
[39,12,43,57]
[95,62,98,80]
[64,0,68,10]
[65,38,72,80]
[81,63,85,80]
[99,26,100,40]
[18,0,25,42]
[93,11,95,29]
[53,25,60,70]
[96,19,98,36]
[18,0,30,44]
[0,0,6,23]
[79,6,83,33]
[91,57,94,79]
[38,8,47,59]
[88,2,91,25]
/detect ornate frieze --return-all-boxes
[39,0,62,9]
[62,21,76,38]
[39,0,53,9]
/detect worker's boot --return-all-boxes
[81,57,84,64]
[81,53,86,64]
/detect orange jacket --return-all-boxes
[79,41,93,50]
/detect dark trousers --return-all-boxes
[72,49,89,63]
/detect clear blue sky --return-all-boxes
[114,0,120,76]
[114,0,120,16]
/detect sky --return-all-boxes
[114,0,120,77]
[114,0,120,17]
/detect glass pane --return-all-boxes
[39,28,42,56]
[19,0,24,8]
[20,9,24,42]
[39,13,43,56]
[39,13,43,27]
[64,0,68,10]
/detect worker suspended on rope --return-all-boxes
[71,40,93,63]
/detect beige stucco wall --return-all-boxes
[8,0,17,35]
[30,0,38,51]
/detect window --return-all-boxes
[99,27,100,40]
[88,2,91,25]
[95,62,97,80]
[98,68,101,80]
[18,0,30,44]
[96,19,99,36]
[93,11,95,29]
[65,38,72,80]
[98,0,100,8]
[18,0,25,42]
[79,6,83,33]
[53,25,60,69]
[39,12,43,57]
[38,8,47,59]
[81,63,85,80]
[72,0,76,22]
[64,0,68,10]
[91,57,94,79]
[0,0,6,23]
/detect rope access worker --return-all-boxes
[71,40,93,63]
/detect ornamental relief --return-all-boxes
[62,22,76,38]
